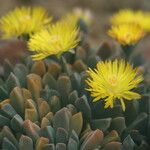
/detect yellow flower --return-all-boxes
[0,7,52,39]
[28,20,79,60]
[108,24,145,45]
[86,59,143,111]
[110,9,150,32]
[110,9,143,25]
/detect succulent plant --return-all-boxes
[0,6,150,149]
[0,37,149,150]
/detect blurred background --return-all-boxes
[0,0,150,63]
[1,0,150,40]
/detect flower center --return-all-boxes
[50,35,60,42]
[108,75,117,86]
[20,15,31,21]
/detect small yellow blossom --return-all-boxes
[110,9,150,32]
[0,7,52,39]
[108,24,145,45]
[86,59,143,111]
[28,20,79,60]
[110,9,143,25]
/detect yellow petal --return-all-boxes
[122,91,141,100]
